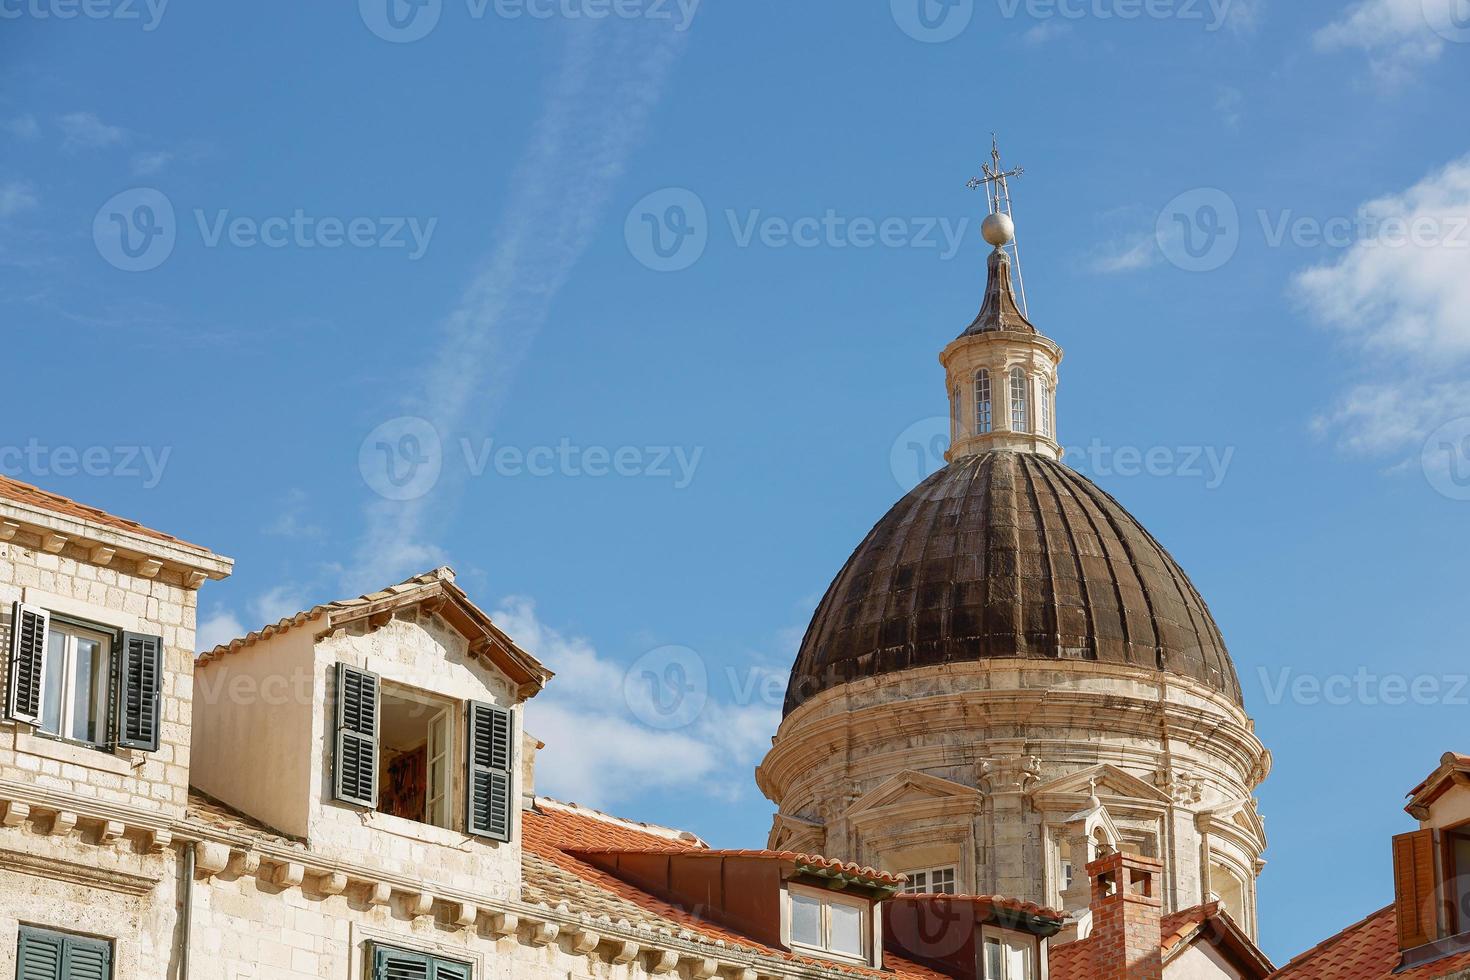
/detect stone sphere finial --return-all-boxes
[981,211,1015,248]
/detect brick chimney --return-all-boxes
[1085,852,1163,980]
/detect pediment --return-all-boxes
[1029,764,1173,809]
[1196,797,1267,846]
[769,812,826,853]
[847,770,983,821]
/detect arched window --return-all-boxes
[1039,378,1052,438]
[974,369,992,434]
[952,385,962,437]
[1009,367,1029,433]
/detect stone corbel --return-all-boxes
[136,559,163,579]
[145,828,172,853]
[47,810,77,837]
[0,801,31,828]
[366,882,393,908]
[568,926,600,955]
[452,903,479,929]
[183,570,207,590]
[193,841,231,877]
[486,912,520,938]
[525,920,559,947]
[98,820,125,845]
[316,872,348,896]
[0,521,19,541]
[403,892,434,918]
[271,862,305,889]
[647,950,681,975]
[685,958,719,979]
[730,969,759,980]
[89,545,116,566]
[610,940,641,965]
[41,533,67,554]
[226,849,261,877]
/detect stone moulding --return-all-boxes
[0,502,231,586]
[0,785,903,980]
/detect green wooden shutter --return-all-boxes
[114,631,163,750]
[371,945,469,980]
[466,701,514,841]
[60,934,112,980]
[7,602,49,723]
[16,927,111,980]
[17,927,64,980]
[334,663,380,807]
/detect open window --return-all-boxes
[378,685,455,830]
[981,927,1039,980]
[41,619,113,746]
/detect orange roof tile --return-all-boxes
[1270,905,1470,979]
[522,802,949,980]
[0,473,205,549]
[886,893,1064,926]
[566,844,906,889]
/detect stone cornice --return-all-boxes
[0,781,886,980]
[0,500,231,586]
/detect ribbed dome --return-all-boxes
[785,451,1240,714]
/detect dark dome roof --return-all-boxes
[785,451,1240,715]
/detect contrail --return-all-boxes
[351,18,687,589]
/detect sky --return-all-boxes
[1,0,1468,961]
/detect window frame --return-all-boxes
[784,882,874,965]
[1008,367,1029,433]
[38,617,115,749]
[975,369,992,435]
[1038,377,1052,439]
[901,865,958,895]
[980,926,1039,980]
[369,941,472,980]
[16,924,114,980]
[378,682,457,832]
[1445,827,1470,935]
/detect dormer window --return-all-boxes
[982,929,1038,980]
[786,884,872,964]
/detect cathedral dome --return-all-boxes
[784,451,1241,714]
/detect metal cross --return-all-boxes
[966,135,1024,214]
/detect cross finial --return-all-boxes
[966,133,1024,214]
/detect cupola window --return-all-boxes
[975,370,992,434]
[902,866,958,895]
[1039,378,1052,438]
[1009,367,1029,433]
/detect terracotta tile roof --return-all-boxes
[196,566,551,691]
[566,845,906,889]
[1050,903,1273,979]
[522,801,949,980]
[886,893,1064,926]
[1270,905,1470,979]
[184,789,301,846]
[0,473,204,549]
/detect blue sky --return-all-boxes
[3,0,1468,961]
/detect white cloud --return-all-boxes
[1313,0,1448,85]
[131,150,172,176]
[1020,20,1071,44]
[197,608,246,654]
[57,111,126,150]
[264,488,326,539]
[1295,153,1470,461]
[249,585,307,626]
[6,115,39,141]
[1090,233,1159,273]
[499,597,782,811]
[347,21,686,591]
[0,181,38,218]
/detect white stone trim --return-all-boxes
[346,922,488,980]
